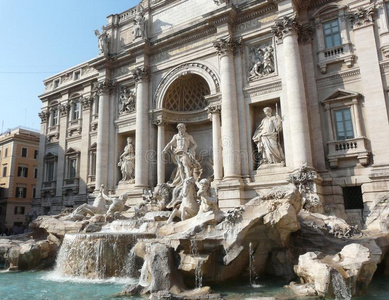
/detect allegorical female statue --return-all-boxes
[118,137,135,182]
[252,107,284,166]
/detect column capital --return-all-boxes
[132,67,149,82]
[60,103,70,117]
[38,110,49,123]
[152,118,165,126]
[94,80,116,95]
[349,5,375,29]
[81,96,93,111]
[271,15,299,42]
[213,36,241,56]
[207,104,221,114]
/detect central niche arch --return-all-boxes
[154,61,220,110]
[163,74,210,111]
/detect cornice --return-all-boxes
[39,73,98,100]
[316,68,361,84]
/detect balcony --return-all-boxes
[41,181,56,196]
[62,178,79,194]
[317,43,354,74]
[327,136,370,168]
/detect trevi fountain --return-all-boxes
[1,122,388,300]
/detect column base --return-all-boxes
[216,178,246,210]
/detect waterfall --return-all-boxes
[190,239,203,289]
[249,242,260,287]
[55,233,143,279]
[332,271,351,300]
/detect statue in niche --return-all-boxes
[134,5,146,40]
[163,123,202,187]
[249,45,275,80]
[118,137,135,182]
[119,87,136,114]
[94,26,109,56]
[252,106,285,166]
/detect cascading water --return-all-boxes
[249,242,260,287]
[332,271,352,300]
[55,232,144,279]
[190,239,203,289]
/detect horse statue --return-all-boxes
[167,177,199,223]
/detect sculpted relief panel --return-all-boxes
[248,41,276,81]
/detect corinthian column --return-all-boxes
[213,36,241,180]
[133,67,149,188]
[95,80,115,188]
[272,16,313,168]
[208,105,223,181]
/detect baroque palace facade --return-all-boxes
[35,0,389,226]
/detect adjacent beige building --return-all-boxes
[35,0,389,227]
[0,127,40,232]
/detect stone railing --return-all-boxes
[317,43,354,73]
[327,136,370,168]
[324,45,344,58]
[42,181,56,189]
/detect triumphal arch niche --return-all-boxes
[152,63,222,187]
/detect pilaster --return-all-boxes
[350,5,389,166]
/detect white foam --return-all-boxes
[41,270,138,285]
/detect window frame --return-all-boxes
[323,19,342,49]
[21,147,28,158]
[16,187,27,198]
[321,89,370,168]
[17,166,28,178]
[333,107,355,141]
[314,5,354,73]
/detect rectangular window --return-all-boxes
[17,166,28,177]
[72,102,80,120]
[343,186,364,210]
[14,206,25,215]
[51,109,58,126]
[16,187,27,198]
[33,187,36,198]
[334,108,354,140]
[34,168,38,179]
[74,71,80,80]
[21,147,27,157]
[47,162,55,181]
[2,165,7,177]
[323,19,341,49]
[54,79,60,88]
[68,158,77,179]
[34,150,39,159]
[4,148,8,157]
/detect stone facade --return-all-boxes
[35,0,389,227]
[0,127,40,232]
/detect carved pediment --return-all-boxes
[65,147,80,155]
[321,89,361,103]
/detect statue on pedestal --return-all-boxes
[118,137,135,182]
[134,5,146,40]
[252,107,284,166]
[163,123,202,186]
[94,26,109,56]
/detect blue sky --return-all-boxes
[0,0,138,132]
